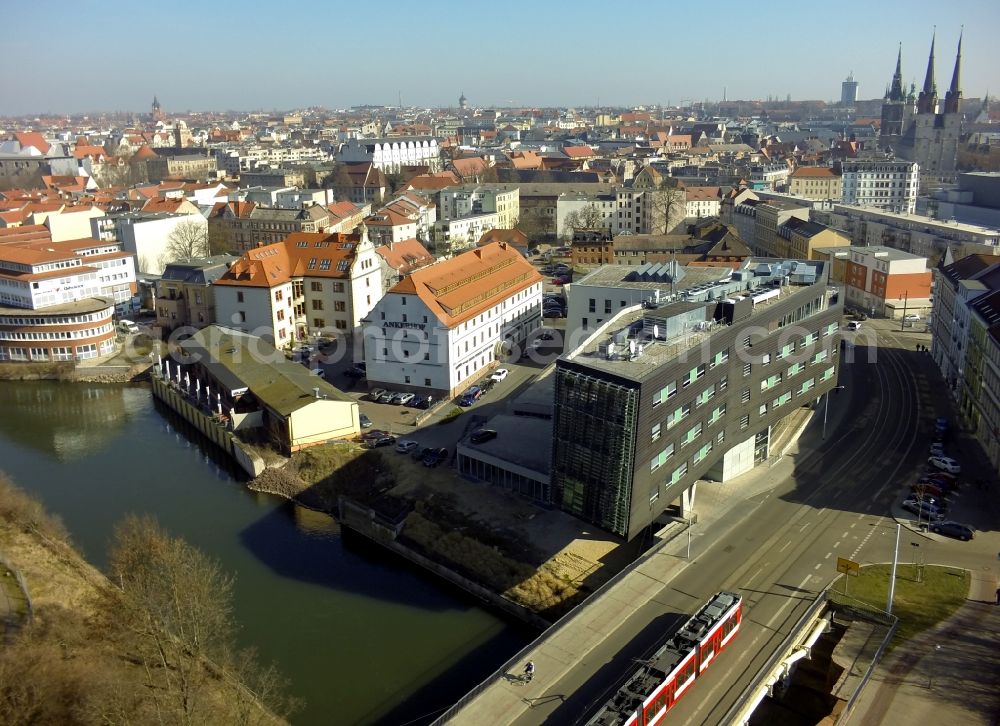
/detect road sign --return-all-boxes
[837,557,860,576]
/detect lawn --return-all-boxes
[833,564,969,646]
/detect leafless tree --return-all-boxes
[647,179,686,235]
[564,203,606,237]
[165,219,211,263]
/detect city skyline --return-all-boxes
[1,0,998,116]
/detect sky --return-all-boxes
[1,0,998,116]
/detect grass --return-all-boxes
[438,406,464,424]
[833,563,969,646]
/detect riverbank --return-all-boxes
[0,473,292,725]
[247,442,627,624]
[0,360,152,384]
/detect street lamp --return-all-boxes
[822,385,846,440]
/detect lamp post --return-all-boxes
[823,385,846,440]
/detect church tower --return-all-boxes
[151,95,164,122]
[909,31,963,179]
[879,45,911,148]
[459,91,468,111]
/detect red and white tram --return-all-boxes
[587,591,743,726]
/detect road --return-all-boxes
[474,322,999,725]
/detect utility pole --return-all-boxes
[887,523,901,615]
[823,385,846,439]
[900,289,909,331]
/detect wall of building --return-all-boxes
[286,399,359,450]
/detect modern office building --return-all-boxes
[551,257,842,540]
[841,72,859,106]
[844,246,932,318]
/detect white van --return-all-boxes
[118,319,139,335]
[846,321,862,331]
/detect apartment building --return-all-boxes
[789,167,843,201]
[93,211,208,276]
[844,245,932,318]
[155,255,237,333]
[363,242,542,397]
[774,217,850,260]
[551,258,841,539]
[0,235,137,362]
[841,159,919,214]
[437,185,519,230]
[213,229,382,345]
[931,255,1000,474]
[750,200,811,256]
[813,204,1000,262]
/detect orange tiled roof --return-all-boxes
[13,132,51,154]
[562,145,594,158]
[684,186,721,201]
[408,171,459,191]
[386,242,541,328]
[215,231,362,288]
[790,166,839,178]
[376,238,435,275]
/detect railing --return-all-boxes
[430,519,689,724]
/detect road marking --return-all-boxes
[834,541,841,548]
[779,541,791,553]
[825,552,833,559]
[849,523,857,529]
[816,508,826,516]
[748,567,763,583]
[814,563,822,570]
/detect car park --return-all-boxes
[928,456,961,473]
[362,434,396,449]
[470,428,497,444]
[929,521,974,540]
[458,386,483,406]
[359,413,373,429]
[490,368,509,382]
[422,447,449,467]
[369,388,387,402]
[395,439,419,453]
[901,498,946,520]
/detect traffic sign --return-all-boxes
[837,557,860,576]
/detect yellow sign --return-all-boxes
[837,557,860,576]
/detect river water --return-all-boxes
[0,381,528,725]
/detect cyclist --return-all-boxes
[523,661,535,681]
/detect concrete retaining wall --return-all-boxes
[150,375,265,477]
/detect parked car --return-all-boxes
[395,439,419,454]
[360,429,390,442]
[369,388,387,402]
[422,447,449,467]
[490,368,509,382]
[412,445,434,461]
[911,482,947,499]
[377,390,396,404]
[395,392,416,407]
[929,521,975,541]
[345,364,367,379]
[537,329,556,341]
[901,498,946,520]
[309,368,326,378]
[551,275,571,285]
[543,308,564,318]
[359,413,373,429]
[903,314,921,322]
[458,386,483,406]
[929,442,946,457]
[928,456,961,473]
[470,428,497,444]
[409,395,428,409]
[362,434,396,449]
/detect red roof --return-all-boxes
[13,132,50,154]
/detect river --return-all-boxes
[0,381,529,725]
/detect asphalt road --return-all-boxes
[496,323,999,725]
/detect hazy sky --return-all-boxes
[2,0,997,116]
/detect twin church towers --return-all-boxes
[879,31,964,178]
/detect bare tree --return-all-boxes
[564,203,606,238]
[647,179,686,234]
[165,219,211,263]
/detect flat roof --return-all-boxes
[574,264,731,292]
[461,414,553,475]
[0,296,113,316]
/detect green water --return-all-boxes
[0,381,528,725]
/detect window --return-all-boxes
[335,320,347,330]
[710,349,729,368]
[604,300,612,314]
[670,462,688,485]
[425,378,432,386]
[311,299,323,310]
[588,298,596,313]
[740,413,750,429]
[709,404,726,425]
[759,403,768,416]
[761,353,771,366]
[800,378,815,395]
[334,301,346,312]
[237,291,244,303]
[777,342,795,359]
[652,381,676,407]
[311,281,323,292]
[693,441,713,465]
[275,290,283,302]
[812,350,828,365]
[719,375,728,391]
[319,259,331,270]
[650,444,674,472]
[652,423,662,442]
[333,282,345,292]
[313,318,325,328]
[741,388,750,404]
[743,362,752,376]
[682,422,702,446]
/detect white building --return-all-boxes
[841,159,920,214]
[555,192,616,239]
[363,241,542,397]
[336,136,441,173]
[433,212,498,255]
[95,211,208,276]
[684,186,722,218]
[213,228,382,346]
[437,185,519,230]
